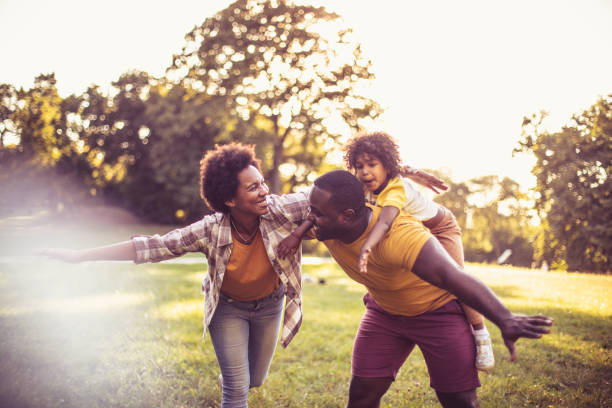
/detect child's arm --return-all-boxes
[36,241,136,263]
[359,206,400,273]
[400,165,448,194]
[277,218,314,260]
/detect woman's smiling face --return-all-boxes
[225,165,270,217]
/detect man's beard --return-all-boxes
[314,225,340,241]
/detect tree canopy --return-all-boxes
[169,0,381,192]
[516,95,612,272]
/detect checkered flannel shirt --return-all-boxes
[132,191,311,348]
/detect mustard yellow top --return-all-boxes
[365,176,439,221]
[221,231,279,301]
[324,206,455,315]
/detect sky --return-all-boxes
[1,0,611,189]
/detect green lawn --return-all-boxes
[0,215,611,407]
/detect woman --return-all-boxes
[39,143,311,407]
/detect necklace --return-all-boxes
[230,217,259,244]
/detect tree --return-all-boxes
[169,0,382,193]
[74,71,224,223]
[118,78,224,223]
[516,95,612,272]
[463,176,535,266]
[431,170,536,266]
[0,74,88,214]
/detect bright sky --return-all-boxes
[1,0,611,189]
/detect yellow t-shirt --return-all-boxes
[220,231,279,301]
[324,206,455,316]
[365,176,438,221]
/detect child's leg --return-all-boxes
[429,209,494,371]
[462,304,485,330]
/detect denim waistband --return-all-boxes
[219,282,286,305]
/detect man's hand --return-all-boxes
[499,314,553,361]
[35,248,84,263]
[277,234,300,260]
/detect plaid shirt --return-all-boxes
[131,191,310,348]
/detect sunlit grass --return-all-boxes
[1,256,610,407]
[0,215,610,407]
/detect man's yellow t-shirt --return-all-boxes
[323,205,455,316]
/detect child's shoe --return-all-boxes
[474,327,495,371]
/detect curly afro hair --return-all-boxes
[200,143,262,213]
[343,131,402,178]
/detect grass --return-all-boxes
[0,214,611,407]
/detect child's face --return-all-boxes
[354,153,389,192]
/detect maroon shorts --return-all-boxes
[352,294,480,393]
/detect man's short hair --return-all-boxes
[314,170,366,216]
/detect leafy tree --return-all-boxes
[117,78,224,223]
[431,172,471,231]
[432,170,535,266]
[0,83,18,149]
[74,71,223,223]
[0,74,88,214]
[516,95,612,272]
[463,176,535,266]
[8,74,65,167]
[169,0,382,193]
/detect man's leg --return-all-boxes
[349,294,413,407]
[347,376,393,408]
[414,300,481,408]
[435,389,479,408]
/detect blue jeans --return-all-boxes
[209,284,286,408]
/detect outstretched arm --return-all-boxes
[359,206,399,273]
[37,241,136,263]
[277,218,314,259]
[412,238,553,361]
[401,165,448,194]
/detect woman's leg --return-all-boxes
[247,287,285,388]
[209,298,251,408]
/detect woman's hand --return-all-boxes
[35,248,84,263]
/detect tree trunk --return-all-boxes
[270,141,283,194]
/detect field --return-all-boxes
[0,212,610,407]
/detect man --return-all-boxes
[308,170,552,408]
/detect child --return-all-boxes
[278,131,495,372]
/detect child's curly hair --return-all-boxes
[343,131,402,178]
[200,142,262,213]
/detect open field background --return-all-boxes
[1,211,611,407]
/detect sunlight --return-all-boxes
[153,299,202,320]
[2,292,150,316]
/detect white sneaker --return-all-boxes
[218,374,223,389]
[474,330,495,371]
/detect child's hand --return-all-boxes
[277,234,300,260]
[359,247,372,273]
[403,166,448,194]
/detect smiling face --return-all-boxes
[308,186,348,241]
[354,153,390,193]
[225,165,270,217]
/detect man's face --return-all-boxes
[308,186,347,241]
